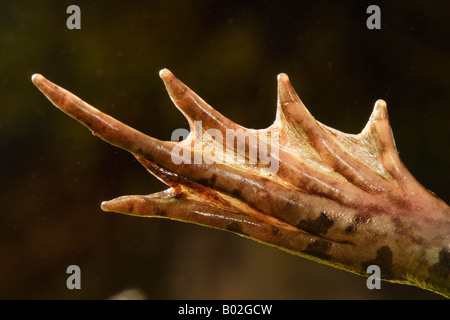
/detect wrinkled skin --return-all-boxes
[32,70,450,298]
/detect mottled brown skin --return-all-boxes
[32,70,450,298]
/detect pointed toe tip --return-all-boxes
[277,73,301,105]
[375,99,387,108]
[100,200,112,212]
[370,99,389,122]
[100,196,146,215]
[277,73,289,82]
[159,68,173,81]
[31,73,44,85]
[159,68,190,102]
[101,199,125,212]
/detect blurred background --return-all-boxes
[0,0,448,299]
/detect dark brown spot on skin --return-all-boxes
[361,246,393,279]
[210,174,217,184]
[271,226,281,236]
[388,215,424,246]
[297,212,334,235]
[354,214,369,224]
[226,221,247,236]
[428,248,450,282]
[345,224,356,233]
[232,189,241,198]
[155,210,167,216]
[302,239,332,261]
[172,192,186,199]
[346,214,371,233]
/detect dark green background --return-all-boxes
[0,1,448,299]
